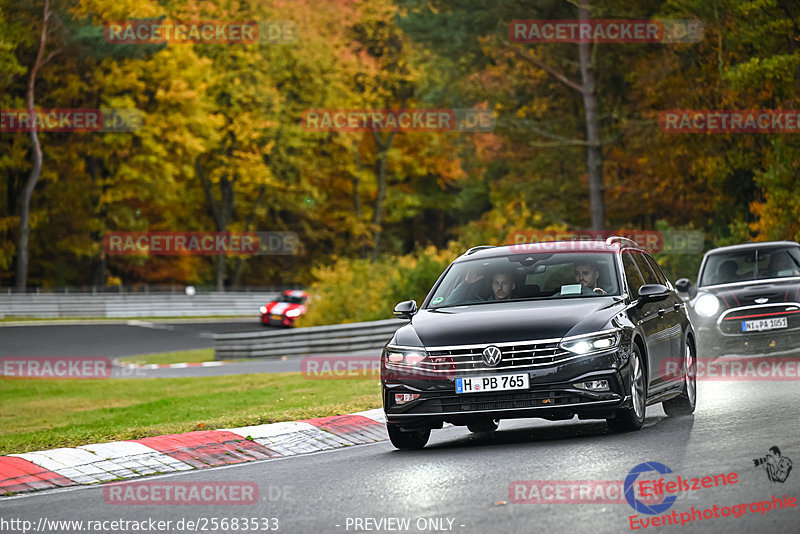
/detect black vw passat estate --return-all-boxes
[381,237,696,449]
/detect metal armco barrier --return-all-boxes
[214,318,408,359]
[0,292,278,318]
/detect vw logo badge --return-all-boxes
[755,297,769,304]
[482,345,502,367]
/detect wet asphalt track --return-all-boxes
[0,320,264,358]
[0,320,299,377]
[1,323,799,533]
[1,379,799,534]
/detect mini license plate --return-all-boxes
[741,317,787,332]
[271,314,283,321]
[455,374,529,394]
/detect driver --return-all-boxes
[766,253,800,278]
[449,266,517,303]
[574,261,606,295]
[490,269,516,300]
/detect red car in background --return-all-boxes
[260,290,311,327]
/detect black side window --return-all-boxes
[632,251,659,285]
[644,254,669,286]
[622,252,644,299]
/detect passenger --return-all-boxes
[574,261,607,295]
[717,260,738,284]
[447,266,485,303]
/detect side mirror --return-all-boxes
[393,300,417,319]
[675,278,697,299]
[637,284,671,305]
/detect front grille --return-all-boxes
[421,340,573,374]
[718,303,800,335]
[438,390,585,412]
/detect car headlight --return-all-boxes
[560,331,621,355]
[259,306,267,314]
[385,347,427,367]
[694,293,720,317]
[285,308,302,318]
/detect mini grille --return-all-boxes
[719,305,800,335]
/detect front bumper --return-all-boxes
[261,314,293,326]
[695,326,797,354]
[382,346,632,429]
[693,303,800,355]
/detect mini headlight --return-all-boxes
[560,331,621,355]
[694,293,720,317]
[259,306,267,314]
[285,308,302,318]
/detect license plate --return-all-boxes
[271,314,283,321]
[455,374,529,394]
[741,317,787,332]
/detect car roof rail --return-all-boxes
[464,245,495,255]
[605,236,640,248]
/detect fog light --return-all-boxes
[394,393,420,405]
[573,380,610,391]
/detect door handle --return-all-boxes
[658,308,666,317]
[673,303,682,311]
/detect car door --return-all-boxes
[622,251,659,393]
[631,251,675,392]
[644,253,684,362]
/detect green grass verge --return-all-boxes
[0,373,382,455]
[117,349,215,365]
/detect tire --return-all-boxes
[467,419,499,434]
[387,423,430,450]
[607,343,646,433]
[663,339,697,416]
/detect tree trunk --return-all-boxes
[578,0,605,230]
[197,158,234,291]
[88,156,107,287]
[370,130,395,262]
[16,0,56,291]
[230,183,267,288]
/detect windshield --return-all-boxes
[427,253,619,308]
[699,247,800,286]
[277,294,306,304]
